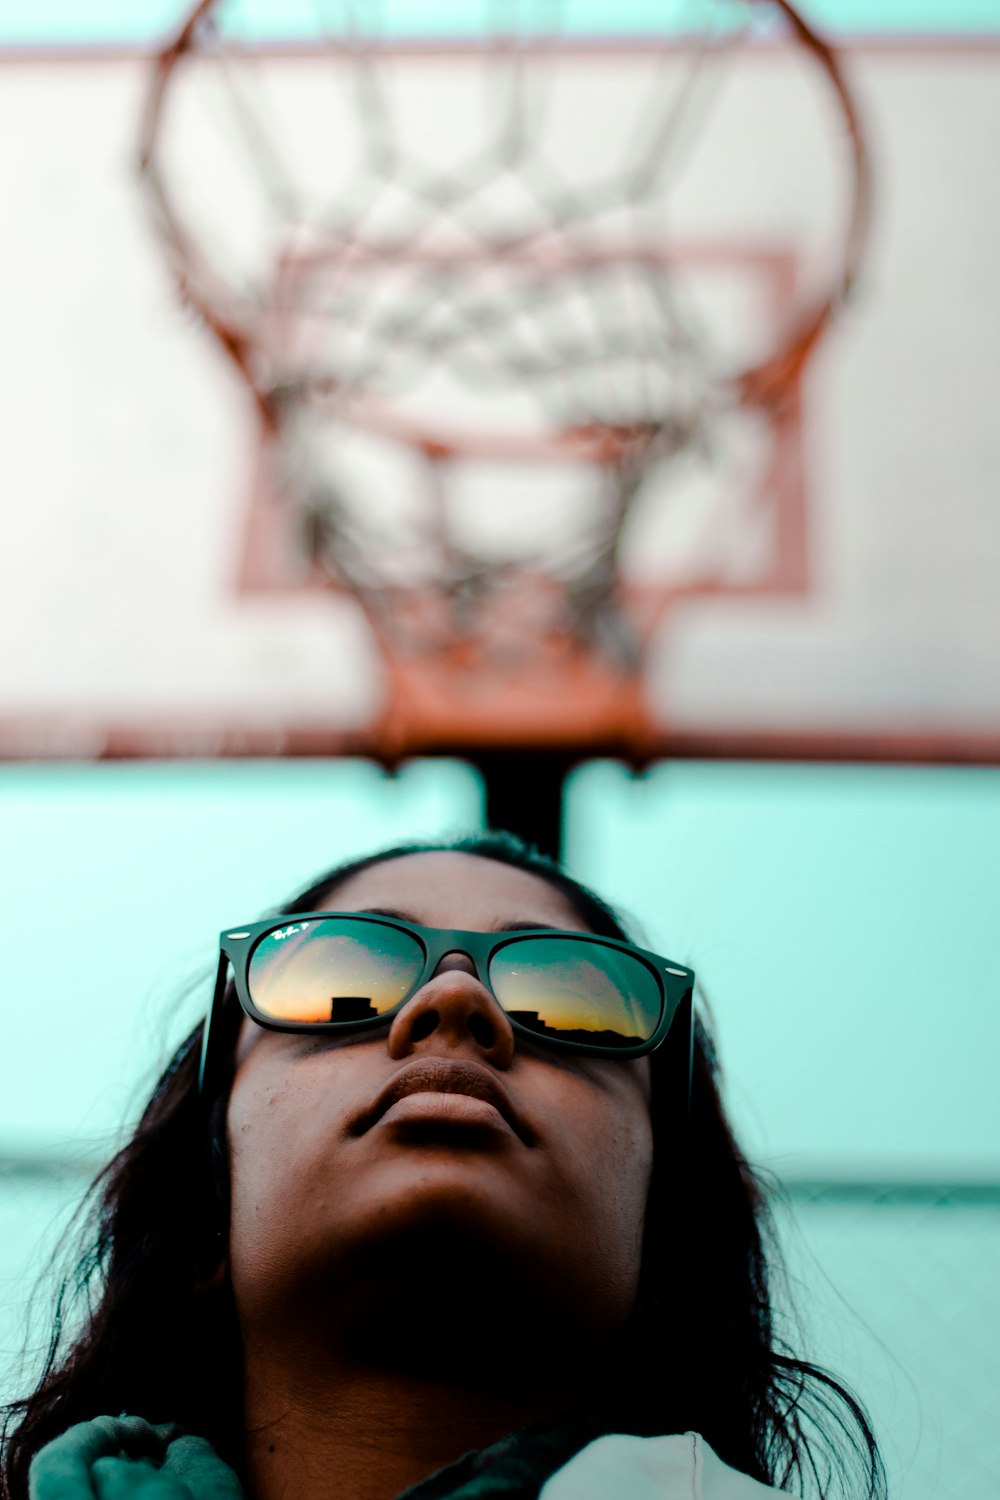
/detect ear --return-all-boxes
[193,1223,229,1295]
[193,1254,229,1296]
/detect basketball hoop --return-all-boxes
[138,0,870,756]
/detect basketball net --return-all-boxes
[139,0,870,755]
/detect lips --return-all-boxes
[353,1058,534,1146]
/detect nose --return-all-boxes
[386,951,515,1068]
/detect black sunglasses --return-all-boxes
[200,912,694,1096]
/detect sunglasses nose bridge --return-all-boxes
[428,947,486,985]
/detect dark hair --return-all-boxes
[1,831,885,1499]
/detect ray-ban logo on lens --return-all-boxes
[273,922,310,941]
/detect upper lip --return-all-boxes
[352,1058,534,1145]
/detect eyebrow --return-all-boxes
[346,906,568,934]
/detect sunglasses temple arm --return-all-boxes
[198,953,231,1098]
[680,987,694,1127]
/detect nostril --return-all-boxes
[411,1010,438,1042]
[468,1013,495,1048]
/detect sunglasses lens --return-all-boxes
[247,918,425,1024]
[489,938,663,1048]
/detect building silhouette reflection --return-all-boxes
[329,996,379,1022]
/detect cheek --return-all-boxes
[226,1078,293,1280]
[592,1098,654,1249]
[573,1063,653,1215]
[547,1076,654,1317]
[226,1035,363,1207]
[224,1068,345,1312]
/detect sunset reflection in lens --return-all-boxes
[489,938,662,1047]
[248,919,425,1023]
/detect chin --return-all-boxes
[355,1157,530,1255]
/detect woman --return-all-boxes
[2,832,885,1499]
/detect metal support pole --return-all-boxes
[472,750,575,862]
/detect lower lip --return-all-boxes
[378,1091,514,1133]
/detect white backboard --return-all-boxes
[1,19,998,760]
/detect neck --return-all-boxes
[239,1283,603,1500]
[242,1361,567,1500]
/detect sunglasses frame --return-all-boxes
[199,912,695,1097]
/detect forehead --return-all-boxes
[319,851,590,934]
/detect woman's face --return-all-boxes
[226,852,655,1361]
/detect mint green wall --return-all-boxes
[3,1,998,46]
[2,759,997,1494]
[565,761,1000,1178]
[0,761,482,1152]
[2,758,997,1174]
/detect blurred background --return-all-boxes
[1,4,999,1498]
